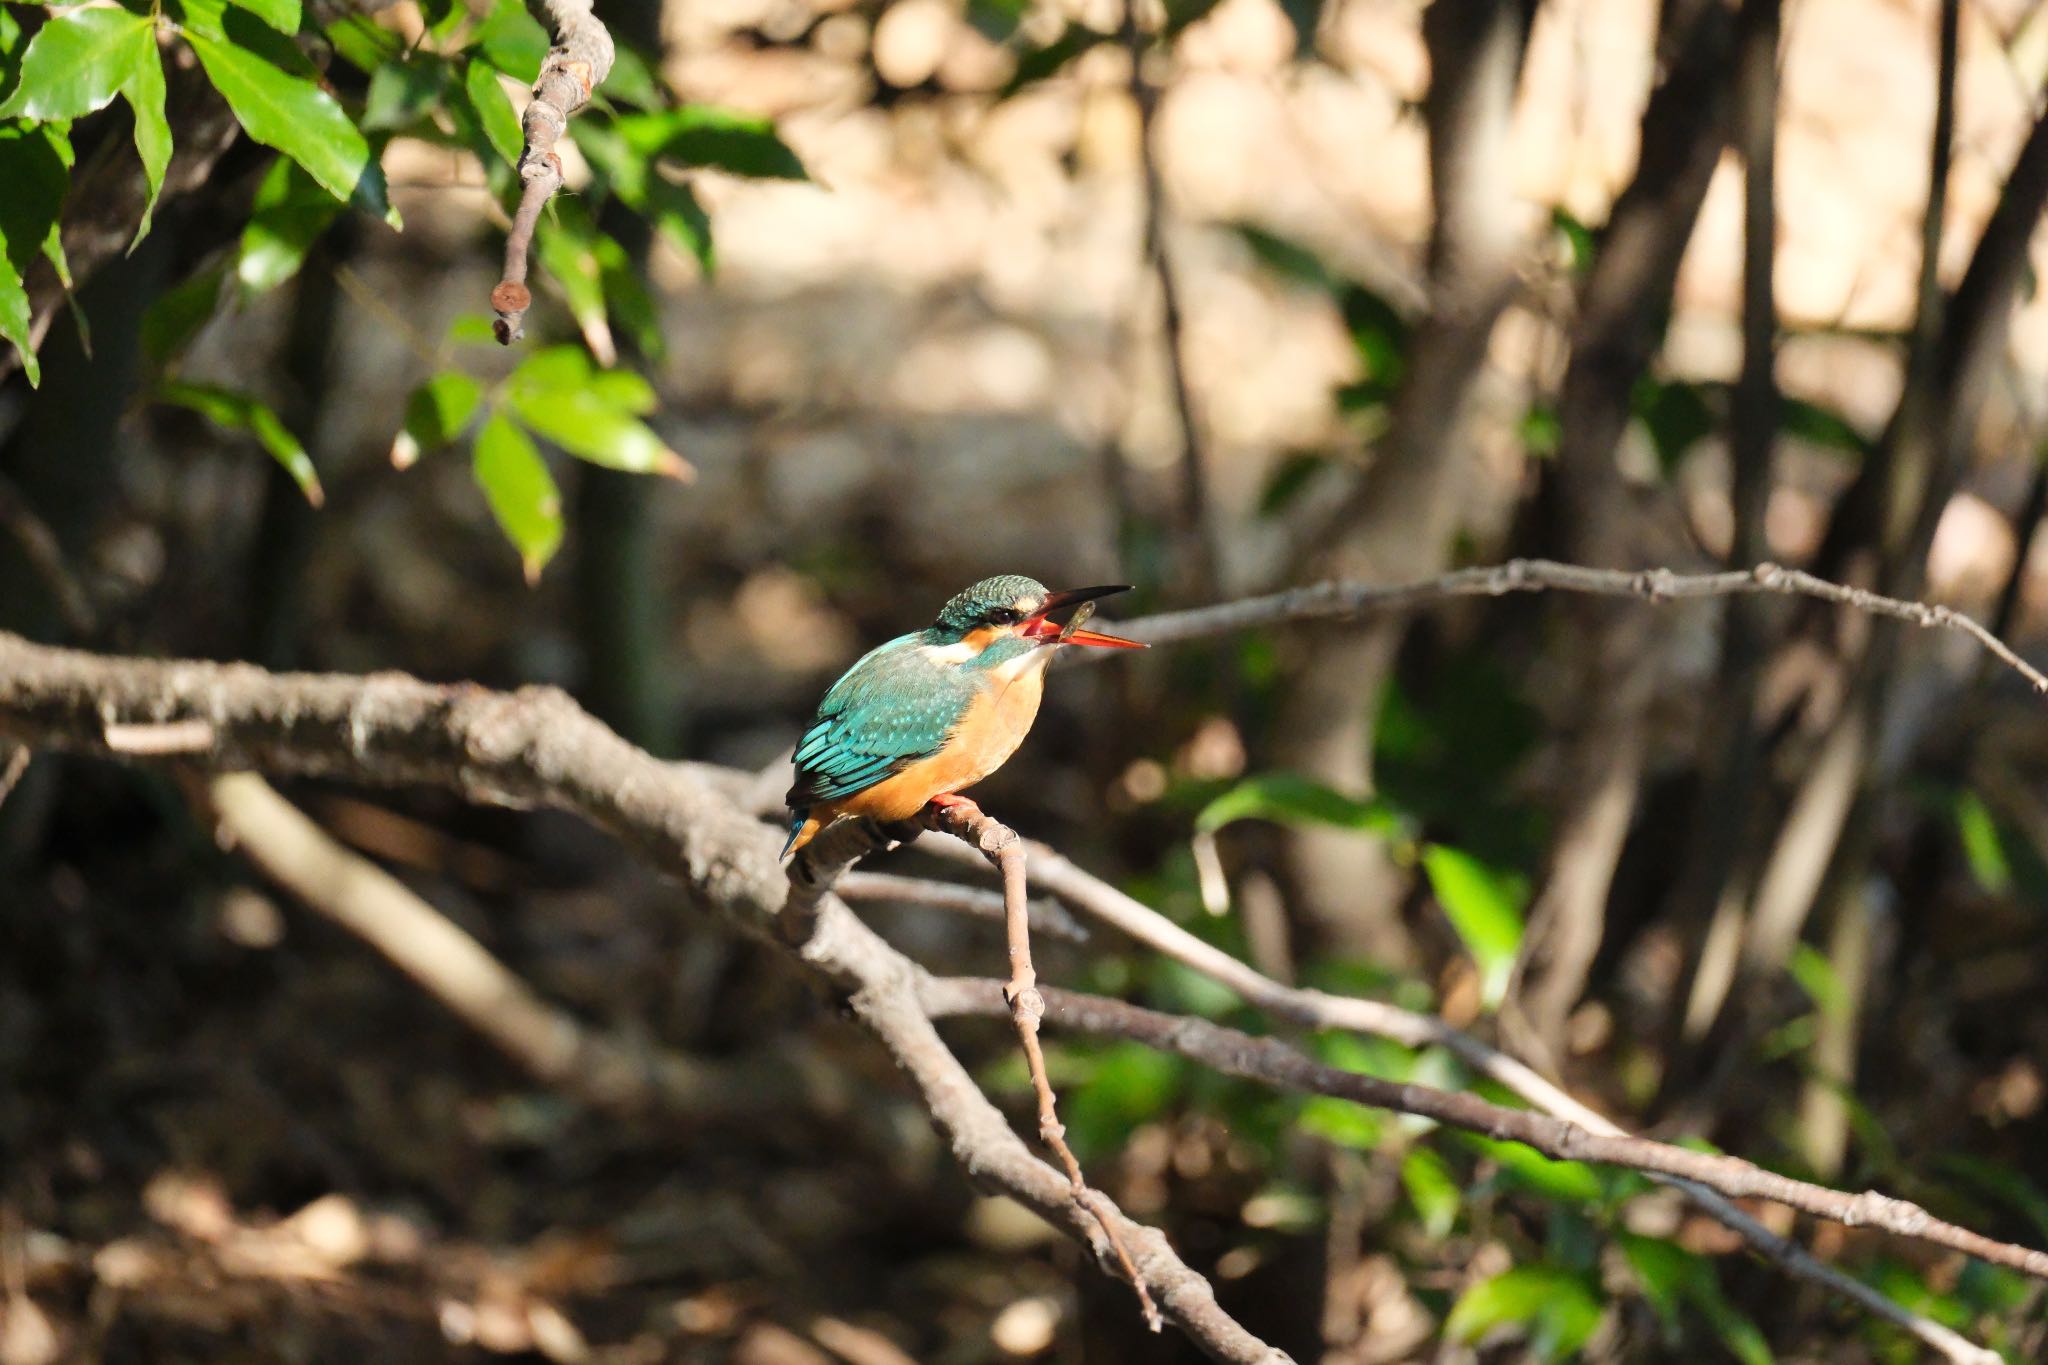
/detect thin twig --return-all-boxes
[0,742,28,811]
[1116,559,2048,694]
[838,870,1089,943]
[921,978,2040,1297]
[917,800,1161,1332]
[491,0,616,344]
[912,830,2005,1364]
[0,474,95,636]
[1122,0,1217,596]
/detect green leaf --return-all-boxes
[157,381,322,504]
[1001,24,1110,95]
[1551,205,1596,276]
[0,6,155,121]
[186,13,398,225]
[1788,942,1845,1015]
[612,106,808,180]
[1419,844,1525,1008]
[392,370,482,467]
[506,352,690,478]
[588,367,656,414]
[1400,1147,1460,1240]
[1196,772,1402,836]
[1444,1265,1603,1362]
[237,156,341,296]
[654,178,716,271]
[125,36,171,246]
[576,121,717,276]
[321,11,402,72]
[532,202,611,357]
[0,261,31,385]
[1462,1133,1605,1204]
[1,7,25,102]
[1634,377,1714,475]
[1295,1095,1384,1150]
[1162,0,1229,38]
[475,0,548,83]
[142,263,227,365]
[594,44,662,110]
[1257,451,1333,516]
[1619,1235,1773,1365]
[1953,789,2013,894]
[236,0,301,34]
[462,57,522,167]
[0,123,72,386]
[1780,395,1871,459]
[362,53,450,133]
[473,412,563,582]
[1056,1042,1185,1158]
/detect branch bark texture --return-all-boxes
[490,0,617,344]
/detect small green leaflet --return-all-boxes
[1195,772,1403,836]
[505,346,690,478]
[1419,844,1525,1008]
[184,12,399,226]
[473,412,562,583]
[0,7,155,122]
[237,156,341,297]
[462,58,522,167]
[0,123,73,386]
[141,263,227,366]
[611,106,808,181]
[1444,1264,1603,1362]
[126,31,170,246]
[0,6,167,251]
[474,0,547,83]
[157,381,323,504]
[236,0,303,36]
[391,370,482,468]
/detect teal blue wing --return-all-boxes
[786,636,969,808]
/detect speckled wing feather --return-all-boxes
[786,635,973,808]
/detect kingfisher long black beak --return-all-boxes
[1020,584,1147,649]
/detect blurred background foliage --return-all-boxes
[6,0,2048,1358]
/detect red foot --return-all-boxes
[927,792,982,812]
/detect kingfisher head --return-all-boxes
[928,575,1145,654]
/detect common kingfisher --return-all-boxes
[782,575,1145,856]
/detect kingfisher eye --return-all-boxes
[989,607,1022,626]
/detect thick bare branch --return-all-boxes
[0,631,1284,1365]
[491,0,617,344]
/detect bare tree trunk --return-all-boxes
[1270,0,1535,960]
[1509,0,1735,1045]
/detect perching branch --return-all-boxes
[490,0,617,345]
[0,631,1282,1364]
[1117,558,2048,695]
